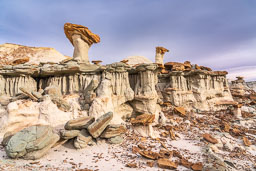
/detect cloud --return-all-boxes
[0,0,255,75]
[226,65,256,81]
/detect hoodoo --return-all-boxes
[155,46,169,65]
[64,23,100,64]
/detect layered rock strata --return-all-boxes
[157,70,234,111]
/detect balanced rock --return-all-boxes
[60,129,80,140]
[87,112,113,138]
[74,130,92,149]
[5,125,59,160]
[64,23,100,63]
[65,116,95,130]
[100,124,127,138]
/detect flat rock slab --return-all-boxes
[65,116,95,130]
[157,158,178,170]
[5,125,59,159]
[100,124,126,138]
[87,112,113,138]
[60,130,80,140]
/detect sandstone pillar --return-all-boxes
[72,34,90,63]
[155,46,169,65]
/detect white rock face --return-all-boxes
[130,69,159,114]
[158,73,234,111]
[89,71,135,124]
[123,56,153,66]
[0,43,68,65]
[40,74,101,95]
[0,95,84,136]
[0,75,37,96]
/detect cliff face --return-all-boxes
[157,70,234,111]
[0,44,235,137]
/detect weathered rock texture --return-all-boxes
[157,70,234,111]
[89,62,134,124]
[0,30,235,138]
[246,81,256,92]
[0,75,37,96]
[64,23,100,63]
[5,125,59,160]
[129,64,160,116]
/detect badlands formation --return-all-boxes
[0,23,255,170]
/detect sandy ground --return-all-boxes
[0,131,203,171]
[0,112,255,171]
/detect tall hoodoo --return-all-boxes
[64,23,100,64]
[155,46,169,65]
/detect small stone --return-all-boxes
[60,130,80,140]
[100,124,126,138]
[5,125,59,160]
[174,107,186,117]
[32,91,43,99]
[203,133,218,144]
[126,163,137,168]
[146,161,154,167]
[87,112,113,138]
[180,158,192,168]
[157,158,178,170]
[19,87,38,101]
[51,97,71,112]
[191,162,203,171]
[130,114,155,125]
[223,122,230,132]
[65,116,95,130]
[74,132,92,149]
[243,136,251,146]
[108,136,123,144]
[138,150,159,160]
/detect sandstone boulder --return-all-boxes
[87,112,113,138]
[65,116,95,130]
[60,130,80,140]
[74,130,92,149]
[5,125,59,160]
[100,124,126,138]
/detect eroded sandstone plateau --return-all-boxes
[0,23,255,170]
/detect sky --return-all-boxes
[0,0,256,80]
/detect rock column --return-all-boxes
[155,46,169,66]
